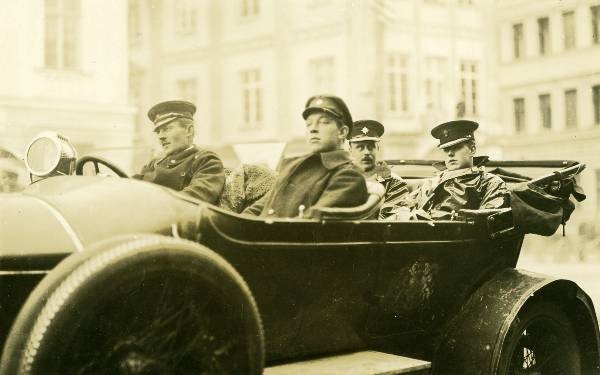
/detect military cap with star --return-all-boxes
[349,120,384,143]
[302,95,354,138]
[430,120,479,149]
[147,100,196,131]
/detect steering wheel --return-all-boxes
[75,155,129,178]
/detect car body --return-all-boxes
[0,134,598,374]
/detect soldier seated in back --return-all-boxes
[407,120,509,220]
[348,120,409,219]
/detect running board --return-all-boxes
[264,350,431,374]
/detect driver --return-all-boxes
[133,100,225,204]
[243,95,367,218]
[408,120,509,220]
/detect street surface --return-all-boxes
[517,259,600,321]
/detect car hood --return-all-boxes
[0,176,200,258]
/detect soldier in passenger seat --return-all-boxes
[242,95,368,219]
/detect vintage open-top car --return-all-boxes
[0,132,598,374]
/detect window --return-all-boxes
[240,69,262,128]
[563,11,575,49]
[592,5,600,44]
[309,57,335,94]
[538,17,550,55]
[44,0,80,69]
[596,169,600,211]
[539,94,552,129]
[564,89,577,129]
[424,57,446,110]
[593,85,600,125]
[128,0,141,46]
[513,98,526,132]
[175,0,197,35]
[459,60,479,116]
[241,0,260,18]
[386,53,410,114]
[177,79,197,104]
[513,23,524,59]
[129,66,143,104]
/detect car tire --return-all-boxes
[0,234,264,375]
[496,299,581,375]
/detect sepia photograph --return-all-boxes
[1,0,599,373]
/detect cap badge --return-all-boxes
[443,129,449,137]
[316,99,323,105]
[361,127,369,134]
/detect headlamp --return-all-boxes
[24,131,77,180]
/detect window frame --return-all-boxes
[513,23,524,59]
[564,89,577,129]
[562,11,576,50]
[240,68,263,129]
[513,97,526,133]
[538,17,550,55]
[538,93,552,130]
[385,53,410,115]
[44,0,80,70]
[459,60,479,117]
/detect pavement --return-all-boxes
[517,260,600,321]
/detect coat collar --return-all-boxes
[437,166,483,185]
[157,145,196,164]
[318,149,353,170]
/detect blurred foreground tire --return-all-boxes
[0,234,264,375]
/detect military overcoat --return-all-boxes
[243,150,368,219]
[370,162,410,219]
[133,145,225,204]
[411,166,509,220]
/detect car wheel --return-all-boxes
[497,300,581,375]
[0,235,264,375]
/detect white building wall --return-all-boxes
[0,1,135,171]
[496,0,600,223]
[132,0,496,164]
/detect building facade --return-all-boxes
[497,0,600,230]
[128,0,498,168]
[0,1,135,172]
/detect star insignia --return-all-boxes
[361,127,369,134]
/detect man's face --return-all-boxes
[442,142,474,171]
[349,140,378,173]
[0,170,20,193]
[154,120,193,156]
[305,112,346,153]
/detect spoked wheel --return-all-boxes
[0,235,264,375]
[499,300,581,375]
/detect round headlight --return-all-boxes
[25,132,77,178]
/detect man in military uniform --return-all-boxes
[133,100,225,204]
[410,120,509,220]
[348,120,409,219]
[243,95,367,218]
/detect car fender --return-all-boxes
[432,267,600,375]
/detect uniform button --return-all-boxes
[194,155,199,159]
[170,159,176,164]
[180,172,186,176]
[267,209,275,215]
